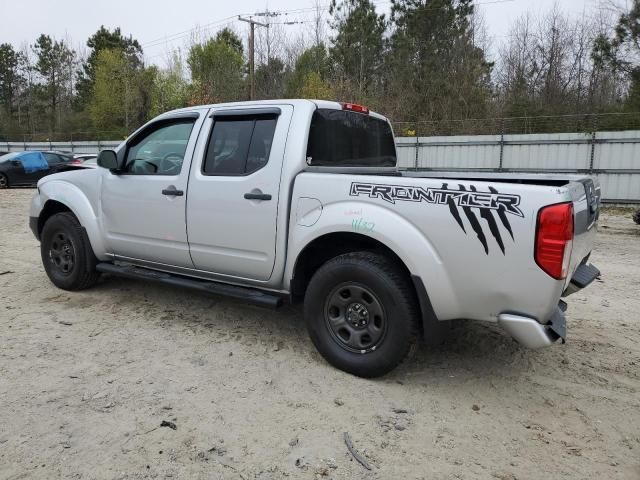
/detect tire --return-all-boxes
[0,173,8,189]
[304,251,419,378]
[633,208,640,225]
[40,212,100,290]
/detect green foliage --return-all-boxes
[187,36,245,104]
[329,0,385,100]
[301,72,334,99]
[215,28,244,56]
[150,54,189,116]
[385,0,491,122]
[32,34,75,130]
[286,44,331,97]
[77,26,142,107]
[255,57,289,99]
[0,44,23,111]
[593,0,640,111]
[88,48,151,137]
[1,3,639,140]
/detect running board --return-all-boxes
[96,263,283,308]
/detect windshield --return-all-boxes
[306,109,396,167]
[0,152,21,163]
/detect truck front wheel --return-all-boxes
[304,251,419,378]
[41,212,100,291]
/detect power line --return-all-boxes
[139,0,517,52]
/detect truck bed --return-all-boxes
[304,166,585,187]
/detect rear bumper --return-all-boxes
[499,262,600,349]
[499,306,566,349]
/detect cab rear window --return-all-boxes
[306,109,396,167]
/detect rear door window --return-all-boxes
[306,109,396,167]
[202,115,277,176]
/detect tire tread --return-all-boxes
[305,250,420,377]
[41,212,100,290]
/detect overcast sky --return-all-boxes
[0,0,603,66]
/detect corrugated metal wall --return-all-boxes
[2,131,638,202]
[396,131,640,203]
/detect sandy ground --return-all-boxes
[0,188,639,480]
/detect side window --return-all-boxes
[203,115,277,176]
[124,119,195,175]
[43,153,62,164]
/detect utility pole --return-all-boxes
[238,16,268,100]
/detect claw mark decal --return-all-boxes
[349,182,523,254]
[469,185,505,254]
[459,184,489,254]
[443,183,466,233]
[489,186,514,241]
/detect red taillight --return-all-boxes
[535,202,574,280]
[341,102,369,114]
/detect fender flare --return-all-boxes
[37,180,108,260]
[285,200,460,320]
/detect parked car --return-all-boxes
[28,100,601,377]
[72,153,97,165]
[0,151,77,188]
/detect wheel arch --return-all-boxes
[36,181,108,259]
[0,170,10,187]
[290,231,437,335]
[38,200,73,236]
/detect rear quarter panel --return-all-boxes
[287,172,573,323]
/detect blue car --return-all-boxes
[0,151,75,188]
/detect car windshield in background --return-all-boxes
[306,109,396,167]
[0,152,21,163]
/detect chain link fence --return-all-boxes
[391,112,640,137]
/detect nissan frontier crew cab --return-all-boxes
[29,100,601,377]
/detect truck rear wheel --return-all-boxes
[304,251,419,378]
[41,212,100,291]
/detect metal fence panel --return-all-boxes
[501,133,592,171]
[396,130,640,203]
[417,135,501,170]
[1,132,638,203]
[595,173,640,203]
[593,130,640,171]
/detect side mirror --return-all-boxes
[11,160,21,166]
[97,150,119,170]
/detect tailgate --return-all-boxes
[565,177,601,292]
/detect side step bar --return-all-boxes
[96,263,283,308]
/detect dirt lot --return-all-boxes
[1,188,639,480]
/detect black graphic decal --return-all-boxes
[459,184,489,254]
[489,186,514,241]
[349,181,523,254]
[470,185,505,254]
[443,183,466,233]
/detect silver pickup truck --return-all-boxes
[29,100,601,377]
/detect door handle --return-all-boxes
[162,187,184,196]
[244,192,272,201]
